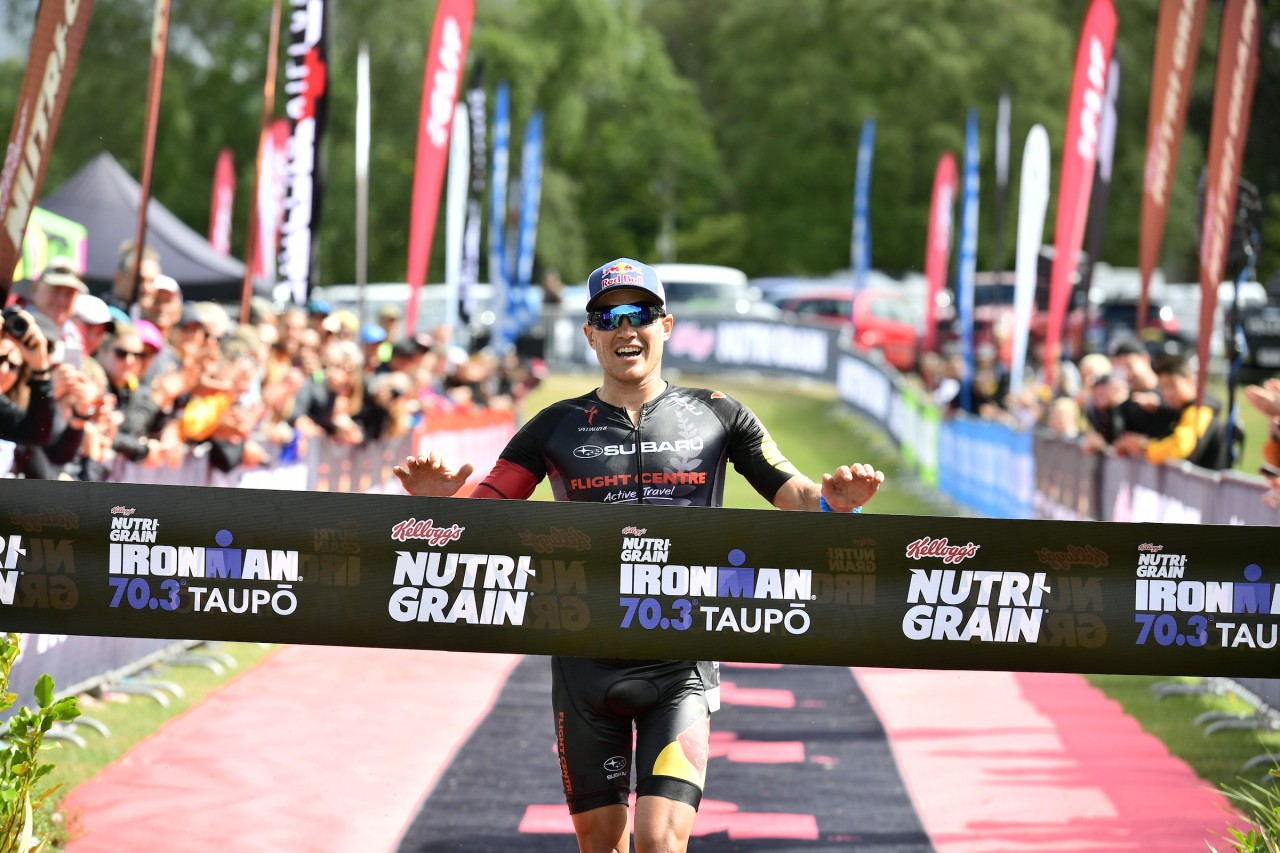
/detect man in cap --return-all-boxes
[72,294,114,359]
[29,258,88,368]
[395,257,885,853]
[106,240,161,314]
[141,274,184,342]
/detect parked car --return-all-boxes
[779,285,919,371]
[650,263,781,319]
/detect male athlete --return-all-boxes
[395,258,884,853]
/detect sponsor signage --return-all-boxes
[1,479,1276,677]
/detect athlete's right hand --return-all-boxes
[393,452,475,497]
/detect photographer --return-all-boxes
[0,305,56,449]
[10,359,101,480]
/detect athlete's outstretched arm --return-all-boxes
[394,452,475,497]
[771,463,884,513]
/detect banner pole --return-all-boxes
[355,41,370,325]
[127,0,171,307]
[240,0,284,326]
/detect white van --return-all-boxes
[650,263,781,319]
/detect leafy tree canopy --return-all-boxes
[0,0,1276,289]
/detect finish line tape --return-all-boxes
[1,479,1274,677]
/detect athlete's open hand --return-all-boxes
[393,452,475,497]
[821,463,885,512]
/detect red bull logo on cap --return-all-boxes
[600,262,643,289]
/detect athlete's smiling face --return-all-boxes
[584,289,673,390]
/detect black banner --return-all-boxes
[1,479,1276,677]
[278,0,329,305]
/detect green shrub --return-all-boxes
[0,634,80,852]
[1210,769,1280,853]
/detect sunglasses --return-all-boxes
[114,348,145,360]
[586,303,666,331]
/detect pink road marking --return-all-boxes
[720,679,796,708]
[854,668,1247,852]
[519,799,818,840]
[711,731,805,763]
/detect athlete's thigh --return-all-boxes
[633,667,710,807]
[552,657,635,814]
[570,803,632,853]
[634,795,697,853]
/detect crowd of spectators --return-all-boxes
[7,248,1278,506]
[0,243,543,481]
[918,335,1273,479]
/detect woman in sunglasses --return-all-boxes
[0,305,56,451]
[396,258,884,853]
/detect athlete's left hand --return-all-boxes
[821,463,884,512]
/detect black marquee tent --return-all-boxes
[38,151,254,303]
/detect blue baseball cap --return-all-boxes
[585,258,666,311]
[360,323,387,345]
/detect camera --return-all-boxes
[2,306,28,338]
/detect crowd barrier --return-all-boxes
[0,407,516,713]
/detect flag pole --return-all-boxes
[128,0,172,307]
[240,0,283,325]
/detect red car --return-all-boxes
[780,286,920,371]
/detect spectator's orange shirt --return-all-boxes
[1145,404,1214,465]
[181,391,233,443]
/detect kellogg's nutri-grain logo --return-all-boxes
[904,536,980,565]
[391,518,464,546]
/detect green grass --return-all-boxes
[1215,377,1272,476]
[1084,674,1280,793]
[42,642,279,843]
[524,371,1280,800]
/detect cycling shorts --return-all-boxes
[552,657,711,815]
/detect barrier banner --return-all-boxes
[3,478,1277,678]
[1034,432,1100,521]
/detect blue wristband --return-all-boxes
[819,495,862,514]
